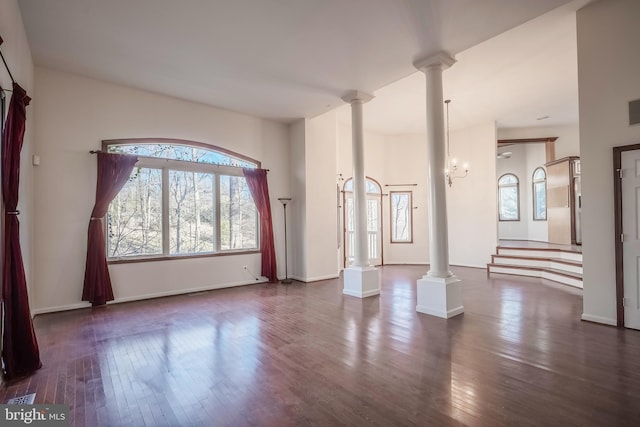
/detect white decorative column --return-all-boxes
[341,90,381,298]
[413,52,464,318]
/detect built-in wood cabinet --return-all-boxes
[546,156,580,245]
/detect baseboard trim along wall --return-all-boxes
[290,274,340,283]
[581,313,617,326]
[32,279,266,316]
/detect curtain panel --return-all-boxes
[1,83,41,379]
[243,168,277,282]
[82,152,138,306]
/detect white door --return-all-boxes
[343,178,382,267]
[622,150,640,329]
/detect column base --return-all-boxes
[343,266,381,298]
[416,275,464,318]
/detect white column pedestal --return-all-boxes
[343,266,381,298]
[416,275,464,318]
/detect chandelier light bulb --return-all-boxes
[443,99,469,188]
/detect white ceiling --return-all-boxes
[19,0,583,133]
[341,1,585,133]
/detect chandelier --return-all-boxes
[444,99,469,187]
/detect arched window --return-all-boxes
[532,167,547,221]
[105,139,260,260]
[498,173,519,221]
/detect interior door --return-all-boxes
[622,150,640,330]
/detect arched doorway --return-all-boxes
[343,177,383,267]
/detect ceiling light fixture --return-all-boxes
[444,99,469,187]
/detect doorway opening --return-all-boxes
[613,143,640,330]
[343,177,383,267]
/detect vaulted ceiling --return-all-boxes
[19,0,586,133]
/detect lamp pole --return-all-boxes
[278,198,292,284]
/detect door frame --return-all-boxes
[613,143,640,327]
[342,176,384,268]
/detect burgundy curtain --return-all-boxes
[243,168,277,282]
[1,83,41,379]
[82,152,137,306]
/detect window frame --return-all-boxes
[532,167,547,221]
[389,191,413,243]
[498,173,520,222]
[103,139,261,264]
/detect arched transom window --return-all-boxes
[106,139,259,260]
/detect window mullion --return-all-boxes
[162,167,170,255]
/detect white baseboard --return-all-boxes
[450,263,487,270]
[32,279,266,316]
[581,313,617,326]
[384,261,428,265]
[343,288,380,298]
[383,262,485,269]
[290,274,339,283]
[32,302,91,315]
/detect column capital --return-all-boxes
[413,51,456,72]
[341,90,374,104]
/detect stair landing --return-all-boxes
[487,240,583,288]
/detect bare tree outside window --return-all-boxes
[219,175,258,250]
[108,167,163,257]
[105,140,259,260]
[532,167,547,221]
[390,191,412,243]
[498,173,520,221]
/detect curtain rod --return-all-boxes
[384,183,418,187]
[89,150,269,171]
[0,36,16,85]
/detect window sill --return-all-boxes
[107,249,260,265]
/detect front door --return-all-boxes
[622,150,640,329]
[344,178,382,267]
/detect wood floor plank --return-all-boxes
[1,265,640,426]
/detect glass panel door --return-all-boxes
[343,177,382,267]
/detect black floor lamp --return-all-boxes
[278,198,292,284]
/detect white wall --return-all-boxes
[577,0,640,325]
[497,144,529,239]
[33,67,290,313]
[0,0,36,303]
[382,134,429,265]
[288,112,340,282]
[447,122,498,268]
[525,144,548,241]
[303,111,339,281]
[289,119,307,280]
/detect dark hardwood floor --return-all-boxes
[2,265,639,426]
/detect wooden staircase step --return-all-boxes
[492,255,582,265]
[487,263,583,288]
